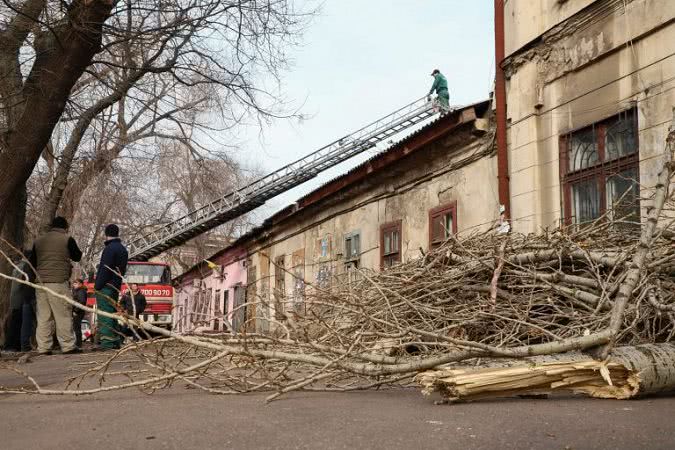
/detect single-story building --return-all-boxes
[174,100,496,333]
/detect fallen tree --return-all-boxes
[0,112,674,402]
[416,343,675,402]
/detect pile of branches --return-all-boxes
[1,131,674,401]
[3,210,674,401]
[306,221,675,355]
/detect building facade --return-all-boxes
[503,0,675,233]
[174,102,496,332]
[172,0,675,334]
[173,245,247,333]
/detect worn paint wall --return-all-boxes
[174,247,247,333]
[246,122,498,331]
[504,0,675,233]
[504,0,596,57]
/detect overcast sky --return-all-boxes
[230,0,495,218]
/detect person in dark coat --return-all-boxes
[94,224,128,350]
[3,252,36,352]
[71,279,88,349]
[121,283,147,341]
[122,283,147,318]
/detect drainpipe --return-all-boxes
[494,0,511,223]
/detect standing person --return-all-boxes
[94,224,128,350]
[122,283,147,318]
[3,253,35,352]
[427,69,450,112]
[30,216,82,355]
[121,283,147,340]
[71,279,87,349]
[19,251,37,353]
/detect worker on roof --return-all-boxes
[427,69,450,113]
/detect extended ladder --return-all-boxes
[129,96,448,261]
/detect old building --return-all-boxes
[501,0,675,233]
[173,244,248,334]
[173,0,675,334]
[174,101,495,332]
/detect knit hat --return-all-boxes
[104,224,120,238]
[51,216,69,229]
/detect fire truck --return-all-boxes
[86,261,174,329]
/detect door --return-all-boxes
[232,285,246,334]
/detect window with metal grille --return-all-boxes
[429,202,457,248]
[380,220,402,269]
[560,109,639,227]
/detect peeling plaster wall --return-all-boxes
[245,126,499,330]
[174,248,247,333]
[504,0,675,233]
[505,0,597,57]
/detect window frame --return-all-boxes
[222,289,229,317]
[559,109,640,226]
[344,231,361,266]
[428,201,458,248]
[274,255,286,320]
[380,220,402,269]
[213,289,221,331]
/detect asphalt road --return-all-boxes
[1,352,674,450]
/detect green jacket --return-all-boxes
[428,73,448,95]
[31,228,82,283]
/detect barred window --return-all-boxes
[560,109,639,226]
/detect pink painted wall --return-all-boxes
[173,246,247,333]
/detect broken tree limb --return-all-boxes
[416,343,675,402]
[489,241,507,304]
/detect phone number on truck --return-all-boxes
[141,288,172,297]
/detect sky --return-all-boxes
[229,0,495,219]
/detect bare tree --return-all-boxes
[0,0,313,341]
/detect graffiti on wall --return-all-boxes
[316,263,332,290]
[315,234,332,260]
[292,249,305,313]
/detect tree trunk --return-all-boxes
[0,183,26,345]
[416,343,675,402]
[0,0,115,232]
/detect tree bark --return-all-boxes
[416,343,675,402]
[0,0,115,234]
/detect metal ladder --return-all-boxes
[128,96,448,261]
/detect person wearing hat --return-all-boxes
[427,69,450,112]
[30,216,82,355]
[94,224,129,350]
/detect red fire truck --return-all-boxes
[86,261,174,330]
